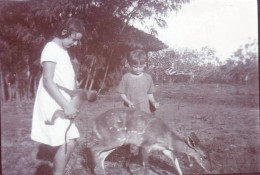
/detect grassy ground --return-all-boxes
[1,83,259,175]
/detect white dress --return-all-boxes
[31,41,80,146]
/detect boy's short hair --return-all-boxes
[127,49,147,66]
[56,18,85,39]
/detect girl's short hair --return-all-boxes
[127,49,147,66]
[56,18,85,38]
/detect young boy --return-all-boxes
[117,49,159,113]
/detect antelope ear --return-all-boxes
[190,132,200,144]
[187,132,200,148]
[187,136,196,148]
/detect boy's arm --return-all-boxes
[120,94,135,108]
[147,94,159,109]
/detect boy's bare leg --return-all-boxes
[53,139,76,175]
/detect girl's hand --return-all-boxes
[64,104,79,119]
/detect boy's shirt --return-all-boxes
[117,73,155,113]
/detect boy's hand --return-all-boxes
[152,102,160,109]
[128,102,135,108]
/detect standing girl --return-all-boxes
[31,18,85,175]
[117,49,159,113]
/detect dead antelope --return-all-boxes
[88,108,212,175]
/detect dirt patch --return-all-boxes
[1,83,259,175]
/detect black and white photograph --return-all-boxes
[0,0,259,175]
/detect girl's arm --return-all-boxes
[147,94,159,109]
[120,94,135,108]
[42,62,78,118]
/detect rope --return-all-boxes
[65,119,73,154]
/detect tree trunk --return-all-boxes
[0,70,6,103]
[84,76,90,90]
[89,67,96,90]
[97,48,115,94]
[15,74,20,102]
[33,77,38,98]
[88,78,95,91]
[27,75,32,101]
[16,85,20,102]
[98,63,109,94]
[84,57,95,90]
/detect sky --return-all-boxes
[134,0,258,61]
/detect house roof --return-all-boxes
[111,25,168,52]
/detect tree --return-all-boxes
[0,0,189,100]
[147,47,226,83]
[224,39,258,84]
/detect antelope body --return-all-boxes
[89,108,212,175]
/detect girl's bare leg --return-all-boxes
[53,139,76,175]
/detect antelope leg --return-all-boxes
[140,146,150,175]
[162,150,183,175]
[91,146,115,175]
